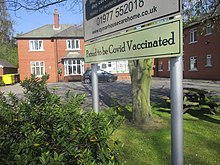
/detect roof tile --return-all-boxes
[16,24,83,39]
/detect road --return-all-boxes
[1,78,220,109]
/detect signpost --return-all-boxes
[170,56,184,165]
[91,63,99,113]
[83,0,183,164]
[83,0,181,41]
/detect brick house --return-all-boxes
[154,18,220,80]
[16,9,89,83]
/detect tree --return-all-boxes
[3,0,82,12]
[129,59,153,125]
[0,0,17,66]
[0,0,13,44]
[183,0,220,25]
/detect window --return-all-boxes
[101,63,107,69]
[205,24,212,35]
[189,29,197,43]
[30,61,45,77]
[158,60,163,71]
[66,39,80,50]
[205,54,212,67]
[190,56,197,71]
[64,59,84,75]
[168,60,170,71]
[29,40,43,51]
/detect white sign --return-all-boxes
[83,0,181,41]
[85,18,183,63]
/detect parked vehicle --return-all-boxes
[82,69,117,83]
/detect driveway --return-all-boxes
[1,78,220,109]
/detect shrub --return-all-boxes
[0,75,123,164]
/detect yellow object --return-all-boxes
[2,74,15,85]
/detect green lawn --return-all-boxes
[111,103,220,165]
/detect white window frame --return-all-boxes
[205,24,212,35]
[64,59,84,76]
[158,60,163,71]
[205,54,212,67]
[29,40,44,51]
[190,56,198,71]
[30,61,45,77]
[168,60,170,71]
[66,39,80,50]
[189,29,197,43]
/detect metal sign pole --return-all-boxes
[91,63,99,113]
[170,56,184,165]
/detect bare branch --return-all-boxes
[4,0,80,11]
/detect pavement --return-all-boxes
[0,77,220,110]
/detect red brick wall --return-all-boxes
[183,21,220,80]
[116,73,130,80]
[56,38,85,82]
[155,19,220,80]
[17,39,57,83]
[154,58,170,78]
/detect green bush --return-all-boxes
[0,74,123,164]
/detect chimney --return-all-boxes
[53,9,60,30]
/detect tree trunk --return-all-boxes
[128,59,153,125]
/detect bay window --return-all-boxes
[64,59,84,75]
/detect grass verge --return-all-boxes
[111,103,220,165]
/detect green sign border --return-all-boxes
[85,17,183,63]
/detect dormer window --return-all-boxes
[29,40,44,51]
[66,39,80,50]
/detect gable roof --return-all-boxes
[0,59,17,68]
[53,25,83,38]
[16,24,84,39]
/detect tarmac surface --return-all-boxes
[1,77,220,110]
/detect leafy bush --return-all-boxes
[0,75,123,164]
